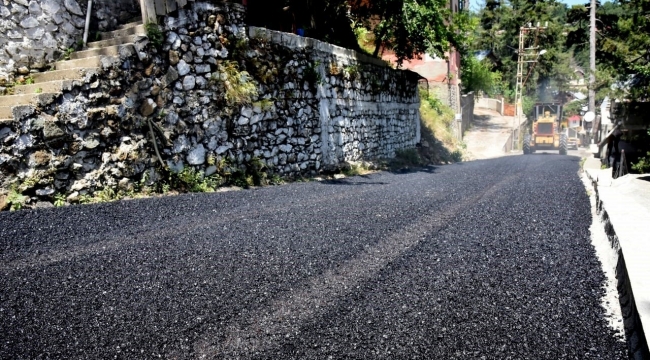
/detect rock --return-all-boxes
[162,66,179,88]
[14,134,34,152]
[34,201,54,209]
[118,178,133,191]
[167,159,184,173]
[182,75,196,90]
[205,165,217,177]
[0,194,8,211]
[216,145,230,154]
[195,64,211,74]
[173,135,190,154]
[35,188,55,197]
[237,116,249,125]
[17,66,30,75]
[66,191,79,202]
[169,50,180,65]
[187,144,206,165]
[41,0,61,16]
[279,144,293,152]
[70,179,90,192]
[84,138,100,149]
[140,98,157,117]
[43,121,65,139]
[177,60,191,76]
[166,31,179,46]
[12,105,34,121]
[30,151,51,166]
[63,0,84,16]
[241,107,253,118]
[28,1,42,16]
[19,16,39,28]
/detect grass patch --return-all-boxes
[342,162,375,177]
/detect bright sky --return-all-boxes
[559,0,589,6]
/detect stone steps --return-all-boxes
[70,43,136,60]
[32,68,91,83]
[0,93,59,108]
[0,22,143,122]
[88,35,141,49]
[52,56,107,70]
[116,21,143,30]
[0,106,13,119]
[100,24,145,40]
[9,80,76,96]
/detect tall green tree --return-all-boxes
[473,0,574,102]
[596,0,650,101]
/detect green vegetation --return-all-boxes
[460,55,501,96]
[6,188,27,212]
[417,87,466,164]
[53,193,66,207]
[61,47,76,61]
[144,23,164,49]
[211,61,258,106]
[632,152,650,174]
[303,61,323,88]
[351,0,468,65]
[342,65,360,81]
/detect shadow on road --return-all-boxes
[472,114,511,131]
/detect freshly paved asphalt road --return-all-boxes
[1,155,628,359]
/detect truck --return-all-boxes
[523,103,568,155]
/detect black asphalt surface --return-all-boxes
[1,155,628,359]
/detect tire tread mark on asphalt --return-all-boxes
[192,170,524,358]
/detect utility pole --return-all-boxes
[513,23,546,151]
[589,0,597,140]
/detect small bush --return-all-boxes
[145,23,164,49]
[632,152,650,173]
[211,61,258,106]
[7,189,27,211]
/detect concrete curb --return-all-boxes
[584,167,650,359]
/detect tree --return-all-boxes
[350,0,467,64]
[596,0,650,101]
[473,0,575,102]
[247,0,359,49]
[461,56,502,95]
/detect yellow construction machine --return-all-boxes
[523,103,568,155]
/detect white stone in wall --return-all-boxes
[19,16,39,28]
[187,144,206,165]
[237,116,249,125]
[63,0,83,16]
[216,145,230,155]
[25,27,44,40]
[177,60,190,76]
[173,135,190,154]
[182,75,196,90]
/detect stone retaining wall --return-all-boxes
[0,1,420,209]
